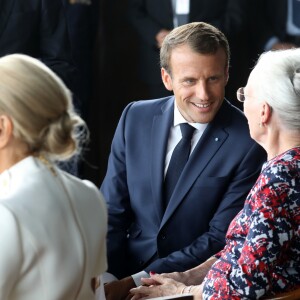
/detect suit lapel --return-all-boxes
[0,0,16,39]
[160,100,232,227]
[151,98,174,221]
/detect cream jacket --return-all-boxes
[0,156,107,299]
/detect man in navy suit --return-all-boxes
[101,22,266,300]
[0,0,77,96]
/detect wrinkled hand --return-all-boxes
[130,274,186,300]
[105,276,136,300]
[140,271,185,287]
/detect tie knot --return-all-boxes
[180,123,195,140]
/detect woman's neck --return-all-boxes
[264,129,300,160]
[0,139,30,174]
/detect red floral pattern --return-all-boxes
[202,147,300,299]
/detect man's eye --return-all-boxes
[208,76,218,82]
[183,79,195,85]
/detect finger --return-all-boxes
[130,285,151,295]
[130,293,145,300]
[141,277,159,285]
[149,274,172,285]
[130,286,145,295]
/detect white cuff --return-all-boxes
[132,270,150,286]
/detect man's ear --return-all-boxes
[225,66,229,85]
[161,68,173,91]
[0,115,13,149]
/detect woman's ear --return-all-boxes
[0,115,13,149]
[260,102,272,125]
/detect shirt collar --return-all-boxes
[173,100,208,131]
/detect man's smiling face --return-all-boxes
[162,44,229,123]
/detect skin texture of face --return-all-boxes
[243,70,264,143]
[161,44,229,123]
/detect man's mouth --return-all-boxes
[192,102,211,108]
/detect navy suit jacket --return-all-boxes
[127,0,248,84]
[101,97,266,279]
[0,0,77,92]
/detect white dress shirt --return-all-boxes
[164,103,208,176]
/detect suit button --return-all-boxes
[126,233,130,238]
[161,234,166,240]
[139,260,144,265]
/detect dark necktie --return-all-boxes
[164,123,195,207]
[292,0,300,28]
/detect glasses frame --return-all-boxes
[236,87,246,102]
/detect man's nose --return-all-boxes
[195,82,210,101]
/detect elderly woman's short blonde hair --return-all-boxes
[0,54,87,161]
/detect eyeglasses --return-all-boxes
[236,87,246,102]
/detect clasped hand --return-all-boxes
[104,276,136,300]
[130,273,186,300]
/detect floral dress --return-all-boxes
[202,147,300,299]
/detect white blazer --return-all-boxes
[0,156,107,300]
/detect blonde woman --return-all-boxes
[0,54,107,300]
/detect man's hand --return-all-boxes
[155,29,171,48]
[104,276,136,300]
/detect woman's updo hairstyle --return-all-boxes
[253,48,300,131]
[0,54,87,161]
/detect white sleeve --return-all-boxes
[95,274,107,300]
[0,204,23,299]
[96,191,108,275]
[132,271,150,286]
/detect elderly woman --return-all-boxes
[130,48,300,299]
[0,54,107,299]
